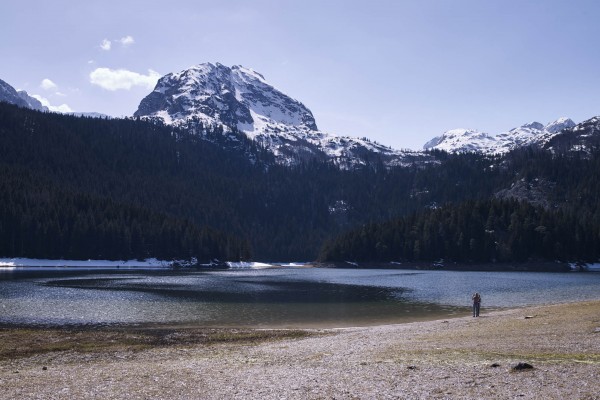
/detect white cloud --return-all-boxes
[52,104,74,113]
[31,94,74,113]
[89,67,160,91]
[100,39,112,51]
[119,35,135,46]
[40,78,57,90]
[99,36,134,50]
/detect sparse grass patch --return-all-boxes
[0,326,315,361]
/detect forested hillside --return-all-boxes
[319,198,600,263]
[0,103,262,261]
[2,102,600,262]
[320,149,600,263]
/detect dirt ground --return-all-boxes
[1,300,599,399]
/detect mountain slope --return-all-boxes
[0,78,50,112]
[544,116,600,154]
[17,90,49,112]
[1,78,34,109]
[135,62,429,167]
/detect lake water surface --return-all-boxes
[1,267,599,328]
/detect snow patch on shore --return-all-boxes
[569,262,600,271]
[226,261,274,269]
[0,258,310,270]
[0,257,174,268]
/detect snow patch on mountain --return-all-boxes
[423,128,498,153]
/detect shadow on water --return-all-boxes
[44,277,409,304]
[28,272,469,327]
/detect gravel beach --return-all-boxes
[1,300,599,399]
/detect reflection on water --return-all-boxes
[1,268,599,328]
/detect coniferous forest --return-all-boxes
[319,199,600,263]
[1,101,600,263]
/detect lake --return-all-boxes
[1,267,599,328]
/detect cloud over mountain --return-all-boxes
[40,78,57,90]
[89,68,160,91]
[31,94,73,113]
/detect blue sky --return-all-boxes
[2,0,599,149]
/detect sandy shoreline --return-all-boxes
[1,300,599,399]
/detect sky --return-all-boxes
[2,0,600,150]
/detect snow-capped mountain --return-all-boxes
[134,62,428,167]
[545,117,576,134]
[424,118,576,154]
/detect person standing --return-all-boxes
[472,292,481,317]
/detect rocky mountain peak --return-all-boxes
[517,121,544,131]
[134,62,318,133]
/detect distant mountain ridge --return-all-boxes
[423,118,577,154]
[0,78,111,118]
[3,70,599,163]
[134,62,430,167]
